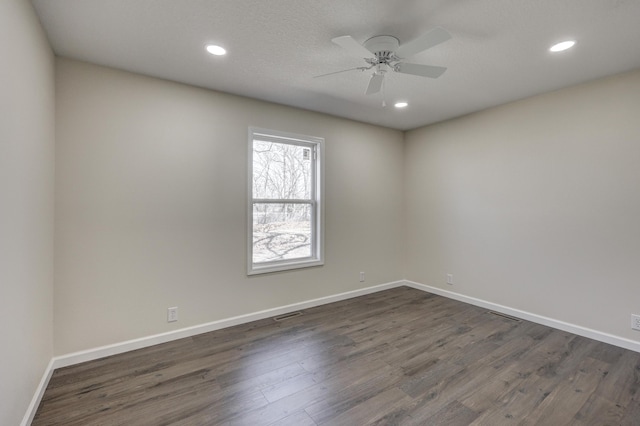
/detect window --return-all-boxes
[248,128,324,275]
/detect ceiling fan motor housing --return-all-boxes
[364,35,400,65]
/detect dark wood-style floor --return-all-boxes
[33,287,640,425]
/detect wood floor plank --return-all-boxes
[304,363,403,424]
[620,393,640,426]
[571,394,626,426]
[588,348,640,408]
[521,356,608,425]
[468,372,559,425]
[260,372,317,403]
[317,387,411,426]
[409,400,479,426]
[33,287,640,425]
[267,410,317,426]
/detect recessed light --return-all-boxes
[394,102,408,108]
[549,40,575,52]
[206,44,227,56]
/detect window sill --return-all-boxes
[247,258,324,276]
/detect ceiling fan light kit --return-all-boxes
[327,27,452,97]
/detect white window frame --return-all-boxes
[247,127,324,275]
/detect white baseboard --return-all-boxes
[404,279,640,353]
[20,280,403,424]
[52,280,404,369]
[25,278,640,424]
[21,358,55,426]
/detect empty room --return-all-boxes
[3,0,640,424]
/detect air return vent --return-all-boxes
[273,311,303,322]
[487,311,522,322]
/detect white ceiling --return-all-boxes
[32,0,640,130]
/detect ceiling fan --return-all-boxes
[318,27,452,96]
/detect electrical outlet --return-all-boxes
[446,274,454,285]
[631,314,640,331]
[359,272,365,282]
[167,307,178,323]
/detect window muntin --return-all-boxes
[248,128,323,274]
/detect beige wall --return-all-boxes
[54,59,640,355]
[54,58,404,355]
[0,0,55,424]
[405,70,640,341]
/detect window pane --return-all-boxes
[252,140,312,200]
[253,203,311,263]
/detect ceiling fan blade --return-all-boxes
[396,27,452,58]
[331,35,374,58]
[314,67,369,78]
[365,73,384,95]
[313,65,373,78]
[396,62,447,78]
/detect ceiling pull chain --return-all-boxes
[382,77,387,107]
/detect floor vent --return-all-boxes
[273,311,303,321]
[488,311,522,322]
